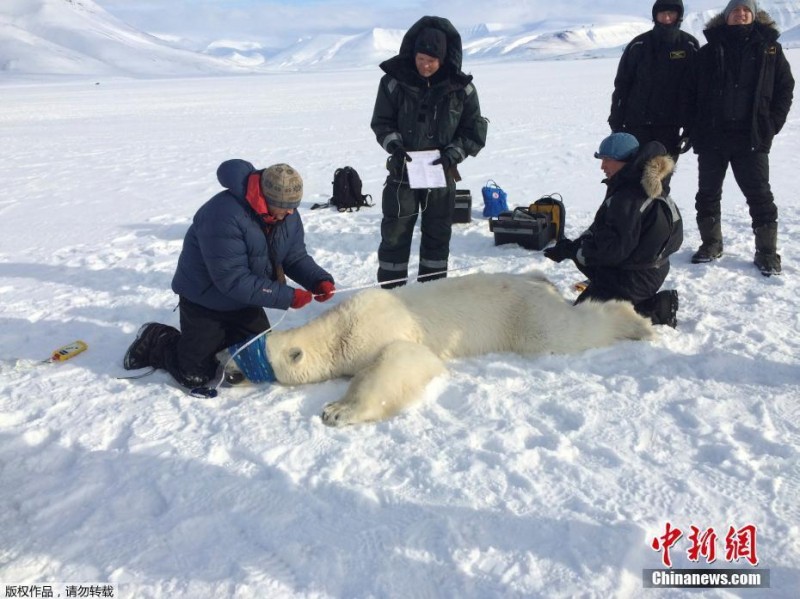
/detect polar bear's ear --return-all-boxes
[288,348,303,364]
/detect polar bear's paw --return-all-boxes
[320,400,362,427]
[320,341,446,427]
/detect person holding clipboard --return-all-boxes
[370,16,487,288]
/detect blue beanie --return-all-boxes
[595,132,640,161]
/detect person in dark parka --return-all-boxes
[123,160,335,388]
[609,0,698,192]
[545,133,683,327]
[371,15,487,288]
[689,0,794,276]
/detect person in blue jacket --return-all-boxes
[123,160,335,388]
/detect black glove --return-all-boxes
[678,136,692,154]
[543,238,579,263]
[432,149,459,171]
[387,143,411,176]
[388,142,412,164]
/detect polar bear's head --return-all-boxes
[265,288,413,385]
[266,327,335,385]
[264,299,359,385]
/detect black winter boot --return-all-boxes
[753,223,782,276]
[654,290,679,328]
[123,322,180,370]
[691,216,723,263]
[636,290,679,328]
[377,267,408,289]
[634,289,678,329]
[418,263,448,283]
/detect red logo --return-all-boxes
[651,523,758,568]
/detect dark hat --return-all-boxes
[723,0,758,21]
[414,27,447,61]
[595,133,639,161]
[652,0,684,21]
[260,163,303,209]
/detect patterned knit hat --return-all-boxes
[261,163,303,209]
[724,0,758,21]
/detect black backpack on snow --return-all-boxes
[311,166,373,212]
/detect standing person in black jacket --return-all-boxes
[689,0,794,276]
[609,0,698,188]
[544,133,683,327]
[371,16,487,288]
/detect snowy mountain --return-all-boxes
[460,17,652,61]
[252,28,405,71]
[201,18,655,70]
[205,2,800,70]
[4,0,800,78]
[0,0,254,77]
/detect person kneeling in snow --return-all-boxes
[123,161,335,389]
[544,132,683,327]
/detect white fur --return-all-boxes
[262,272,653,426]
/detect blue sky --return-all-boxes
[94,1,727,47]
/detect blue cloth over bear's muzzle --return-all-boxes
[229,336,276,383]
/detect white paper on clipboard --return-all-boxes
[406,150,447,189]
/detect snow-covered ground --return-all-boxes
[1,54,799,598]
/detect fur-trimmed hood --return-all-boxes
[379,16,472,88]
[611,141,675,199]
[704,9,780,42]
[639,154,675,198]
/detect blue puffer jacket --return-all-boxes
[171,159,332,311]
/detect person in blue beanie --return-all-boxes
[544,133,683,327]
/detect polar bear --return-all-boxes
[253,272,653,427]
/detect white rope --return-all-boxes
[325,263,483,296]
[191,260,490,397]
[207,263,480,388]
[393,159,432,219]
[194,309,290,397]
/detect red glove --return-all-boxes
[290,288,313,309]
[314,280,336,302]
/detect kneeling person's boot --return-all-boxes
[753,223,782,277]
[636,290,679,328]
[691,216,723,263]
[123,322,180,370]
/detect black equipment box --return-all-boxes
[453,189,472,224]
[489,208,555,250]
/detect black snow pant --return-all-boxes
[695,145,778,230]
[574,262,670,307]
[151,297,270,388]
[377,176,456,289]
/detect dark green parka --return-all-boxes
[691,10,794,153]
[370,16,487,173]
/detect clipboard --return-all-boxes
[406,150,447,189]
